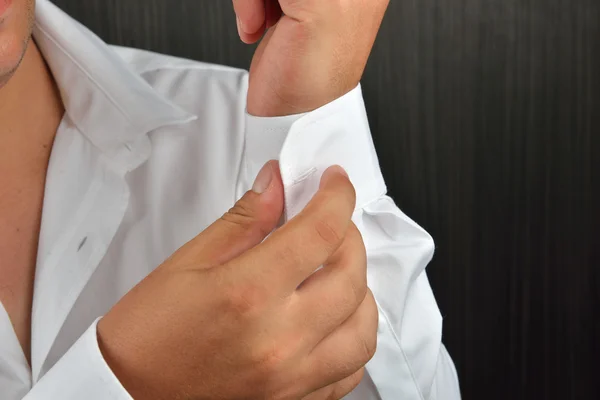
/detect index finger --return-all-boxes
[234,166,357,294]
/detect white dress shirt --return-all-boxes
[0,1,460,399]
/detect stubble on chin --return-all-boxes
[0,35,31,90]
[0,0,36,91]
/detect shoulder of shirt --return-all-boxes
[109,44,249,82]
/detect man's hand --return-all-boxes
[97,161,378,400]
[232,0,390,116]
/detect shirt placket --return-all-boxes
[30,135,134,383]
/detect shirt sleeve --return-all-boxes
[241,85,461,400]
[24,319,132,399]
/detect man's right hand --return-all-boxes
[97,161,378,400]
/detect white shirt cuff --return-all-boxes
[241,83,460,399]
[241,84,387,216]
[25,319,131,399]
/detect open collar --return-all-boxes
[30,1,197,381]
[33,0,197,154]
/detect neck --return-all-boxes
[0,39,64,176]
[0,39,64,367]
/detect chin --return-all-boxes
[0,32,29,89]
[0,0,34,90]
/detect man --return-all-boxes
[0,0,460,398]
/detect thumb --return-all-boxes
[167,160,285,269]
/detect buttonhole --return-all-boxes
[77,236,88,252]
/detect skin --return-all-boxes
[0,0,389,397]
[99,163,378,399]
[0,0,63,365]
[0,0,35,88]
[235,0,390,116]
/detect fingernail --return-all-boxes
[236,16,244,37]
[252,163,273,194]
[320,166,349,189]
[327,165,349,178]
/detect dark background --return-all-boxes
[50,1,599,399]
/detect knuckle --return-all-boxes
[346,368,365,393]
[333,276,361,315]
[351,296,378,364]
[356,330,378,364]
[275,241,303,267]
[313,214,345,253]
[253,343,293,385]
[253,333,303,375]
[222,199,256,229]
[221,195,272,238]
[353,368,366,385]
[223,282,268,318]
[260,345,289,371]
[327,369,365,400]
[362,301,379,361]
[366,290,379,325]
[339,267,367,309]
[339,225,368,304]
[348,222,366,259]
[347,223,368,271]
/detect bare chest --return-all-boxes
[0,176,47,365]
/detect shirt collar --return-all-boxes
[32,0,197,153]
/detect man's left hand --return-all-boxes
[232,0,389,116]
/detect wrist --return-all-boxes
[247,79,358,117]
[97,317,162,400]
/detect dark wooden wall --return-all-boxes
[49,1,599,399]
